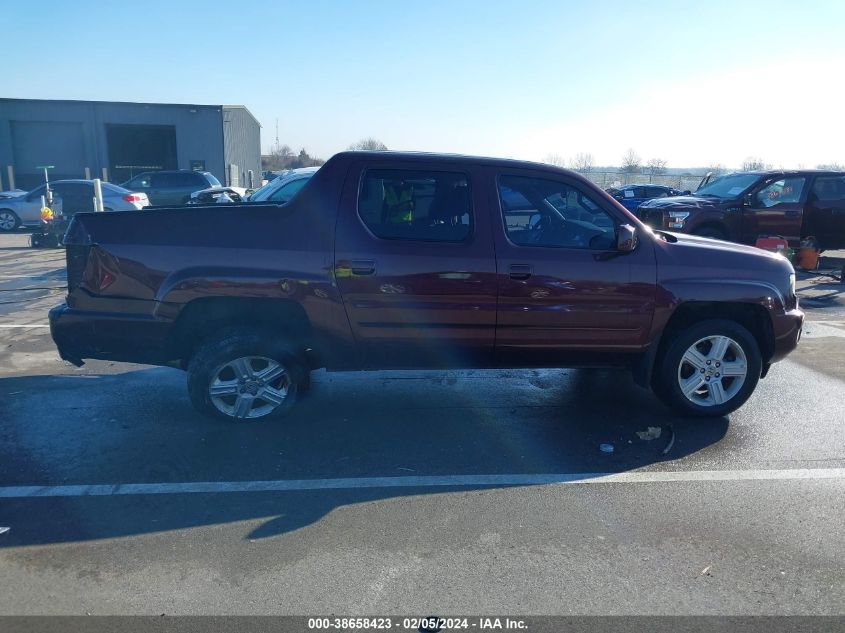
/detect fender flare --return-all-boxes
[632,278,786,389]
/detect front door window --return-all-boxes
[498,175,616,250]
[754,177,806,208]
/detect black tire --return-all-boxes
[0,209,21,232]
[187,327,309,421]
[42,233,60,248]
[693,226,726,240]
[653,319,762,417]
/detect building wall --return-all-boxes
[222,106,261,189]
[0,99,232,190]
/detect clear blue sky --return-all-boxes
[5,0,844,168]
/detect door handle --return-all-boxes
[350,259,376,276]
[509,264,533,280]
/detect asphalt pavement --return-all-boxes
[0,232,843,616]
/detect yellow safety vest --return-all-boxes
[384,184,414,223]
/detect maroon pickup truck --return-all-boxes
[50,152,803,420]
[637,169,845,248]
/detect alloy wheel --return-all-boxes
[677,335,748,407]
[208,355,291,419]
[0,211,17,231]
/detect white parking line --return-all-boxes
[0,468,842,499]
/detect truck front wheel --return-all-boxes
[653,319,762,417]
[187,328,308,421]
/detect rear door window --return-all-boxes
[811,175,845,201]
[52,183,94,214]
[357,169,472,242]
[128,174,153,189]
[170,172,206,188]
[151,173,174,188]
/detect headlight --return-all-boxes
[667,210,689,228]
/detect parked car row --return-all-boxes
[5,164,842,253]
[0,180,149,231]
[0,166,322,232]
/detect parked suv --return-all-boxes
[0,180,149,231]
[637,170,845,249]
[122,170,222,206]
[51,152,803,421]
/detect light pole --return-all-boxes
[36,165,55,207]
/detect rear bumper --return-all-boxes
[769,307,804,363]
[49,303,174,367]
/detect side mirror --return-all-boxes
[744,193,754,206]
[617,224,637,252]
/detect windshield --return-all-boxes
[695,173,760,198]
[204,173,222,187]
[246,179,278,201]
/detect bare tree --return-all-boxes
[291,148,325,168]
[348,137,388,151]
[544,154,566,167]
[646,158,668,176]
[570,152,594,172]
[621,148,641,174]
[262,144,323,171]
[704,163,725,176]
[817,162,844,170]
[742,157,770,171]
[264,144,294,171]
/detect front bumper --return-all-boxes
[770,307,804,364]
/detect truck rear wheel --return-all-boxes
[187,328,308,421]
[653,319,761,417]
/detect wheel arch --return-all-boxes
[634,300,775,389]
[168,297,314,367]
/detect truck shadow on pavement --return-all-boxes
[0,366,728,546]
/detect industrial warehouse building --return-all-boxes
[0,98,261,191]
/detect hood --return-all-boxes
[661,230,774,257]
[656,229,795,279]
[0,190,27,200]
[639,195,729,210]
